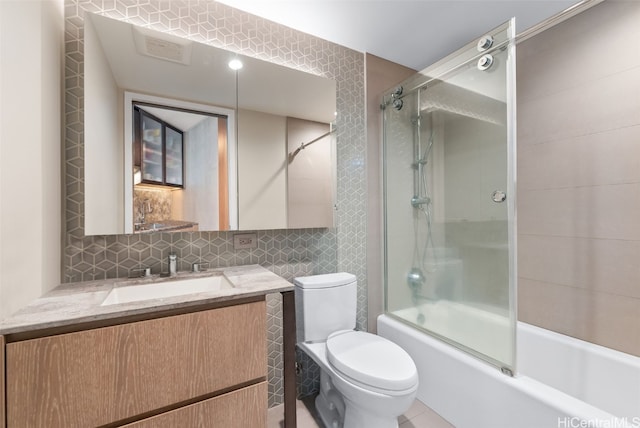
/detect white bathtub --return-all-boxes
[378,303,640,428]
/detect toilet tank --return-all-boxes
[294,273,357,343]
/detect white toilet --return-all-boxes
[294,272,418,428]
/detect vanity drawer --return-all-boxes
[5,301,266,428]
[121,381,267,428]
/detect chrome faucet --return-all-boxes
[168,252,177,276]
[136,199,153,225]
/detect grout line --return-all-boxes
[518,180,640,192]
[516,63,640,105]
[517,122,640,148]
[517,233,640,243]
[518,277,640,301]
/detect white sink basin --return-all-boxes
[101,275,233,306]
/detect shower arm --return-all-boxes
[288,129,335,161]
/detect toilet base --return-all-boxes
[343,397,399,428]
[315,370,345,428]
[297,341,416,428]
[328,364,417,428]
[314,366,414,428]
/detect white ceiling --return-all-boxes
[139,105,211,132]
[218,0,581,71]
[87,13,336,125]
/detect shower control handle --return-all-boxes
[492,190,506,203]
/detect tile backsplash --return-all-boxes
[133,188,172,224]
[64,0,366,405]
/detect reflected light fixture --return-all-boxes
[228,58,243,70]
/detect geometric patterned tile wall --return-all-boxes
[64,0,366,406]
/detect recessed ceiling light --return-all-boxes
[228,59,243,70]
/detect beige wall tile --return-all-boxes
[519,279,573,335]
[517,0,640,357]
[519,279,640,357]
[518,125,640,191]
[518,66,640,146]
[518,183,640,240]
[518,235,640,299]
[518,1,640,104]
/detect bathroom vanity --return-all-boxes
[0,265,296,428]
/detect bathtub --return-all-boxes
[378,303,640,428]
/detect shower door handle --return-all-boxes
[492,190,506,203]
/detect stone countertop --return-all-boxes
[0,264,293,336]
[134,219,198,233]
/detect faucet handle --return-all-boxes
[192,262,209,273]
[129,267,152,278]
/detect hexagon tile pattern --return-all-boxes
[64,0,367,406]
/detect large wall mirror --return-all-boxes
[84,13,337,236]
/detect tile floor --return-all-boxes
[267,396,454,428]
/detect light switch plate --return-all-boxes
[233,233,257,250]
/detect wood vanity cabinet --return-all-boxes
[3,299,267,428]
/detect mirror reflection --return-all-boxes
[132,102,233,233]
[84,13,336,235]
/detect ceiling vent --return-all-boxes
[132,26,193,65]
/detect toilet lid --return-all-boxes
[326,331,418,392]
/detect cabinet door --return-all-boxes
[121,382,267,428]
[140,112,164,184]
[164,126,183,186]
[5,301,267,428]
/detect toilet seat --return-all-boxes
[326,331,418,394]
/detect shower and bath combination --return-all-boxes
[384,33,501,323]
[378,8,640,427]
[382,20,517,373]
[381,26,506,316]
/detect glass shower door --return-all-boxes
[383,19,517,372]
